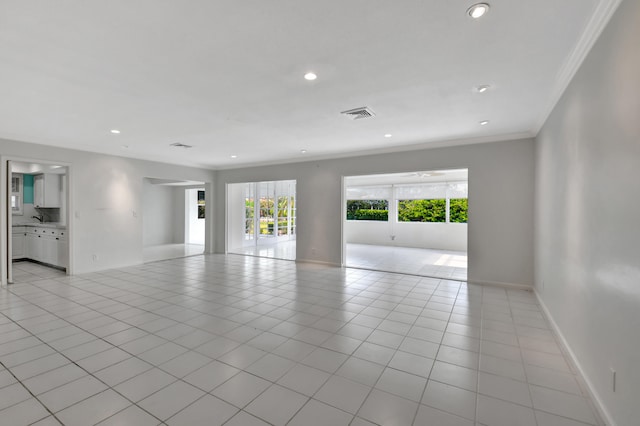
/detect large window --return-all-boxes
[398,199,446,222]
[346,181,468,224]
[346,200,389,221]
[449,198,468,223]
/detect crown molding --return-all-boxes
[534,0,623,134]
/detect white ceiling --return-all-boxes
[0,1,616,169]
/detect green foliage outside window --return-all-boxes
[346,200,389,221]
[398,199,446,222]
[449,198,468,223]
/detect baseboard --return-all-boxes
[535,291,616,426]
[295,258,341,267]
[467,279,533,291]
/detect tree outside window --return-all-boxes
[346,200,389,221]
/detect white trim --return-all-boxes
[535,290,616,426]
[535,0,623,133]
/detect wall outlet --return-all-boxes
[132,210,137,218]
[311,248,316,255]
[92,254,98,262]
[390,235,396,241]
[611,368,616,392]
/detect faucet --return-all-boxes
[32,215,44,223]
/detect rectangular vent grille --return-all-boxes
[341,106,376,120]
[170,142,193,149]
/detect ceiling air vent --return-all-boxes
[170,142,193,149]
[341,106,376,120]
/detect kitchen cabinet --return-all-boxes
[33,174,61,208]
[57,238,68,268]
[26,233,42,261]
[12,227,25,259]
[23,226,67,269]
[42,235,58,265]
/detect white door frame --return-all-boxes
[1,156,74,287]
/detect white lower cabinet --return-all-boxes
[57,239,68,268]
[42,235,58,265]
[20,227,67,269]
[12,228,25,259]
[26,233,42,261]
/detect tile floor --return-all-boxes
[0,255,602,426]
[142,244,204,263]
[346,244,468,281]
[229,240,296,261]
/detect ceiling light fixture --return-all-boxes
[480,120,490,126]
[300,149,307,154]
[121,145,129,149]
[230,155,237,159]
[467,3,490,19]
[476,85,491,93]
[304,72,317,81]
[110,129,121,134]
[384,134,393,138]
[170,142,193,149]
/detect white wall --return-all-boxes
[214,138,534,287]
[535,1,640,424]
[142,179,180,247]
[345,221,467,252]
[13,203,39,225]
[173,188,186,244]
[1,139,215,278]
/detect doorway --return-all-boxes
[343,169,468,280]
[141,178,205,263]
[4,160,70,284]
[227,180,296,260]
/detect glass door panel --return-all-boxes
[244,184,255,243]
[258,182,275,239]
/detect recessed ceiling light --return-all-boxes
[110,129,121,134]
[467,3,490,19]
[476,85,491,93]
[384,134,393,138]
[230,155,237,159]
[480,120,490,126]
[300,149,307,154]
[304,72,317,81]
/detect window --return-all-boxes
[11,173,23,215]
[346,200,389,221]
[398,199,446,222]
[449,198,468,223]
[197,190,205,219]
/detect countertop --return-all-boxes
[12,223,67,229]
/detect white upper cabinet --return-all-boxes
[33,174,61,208]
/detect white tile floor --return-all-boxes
[0,255,602,426]
[346,244,468,280]
[229,240,296,261]
[142,244,204,263]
